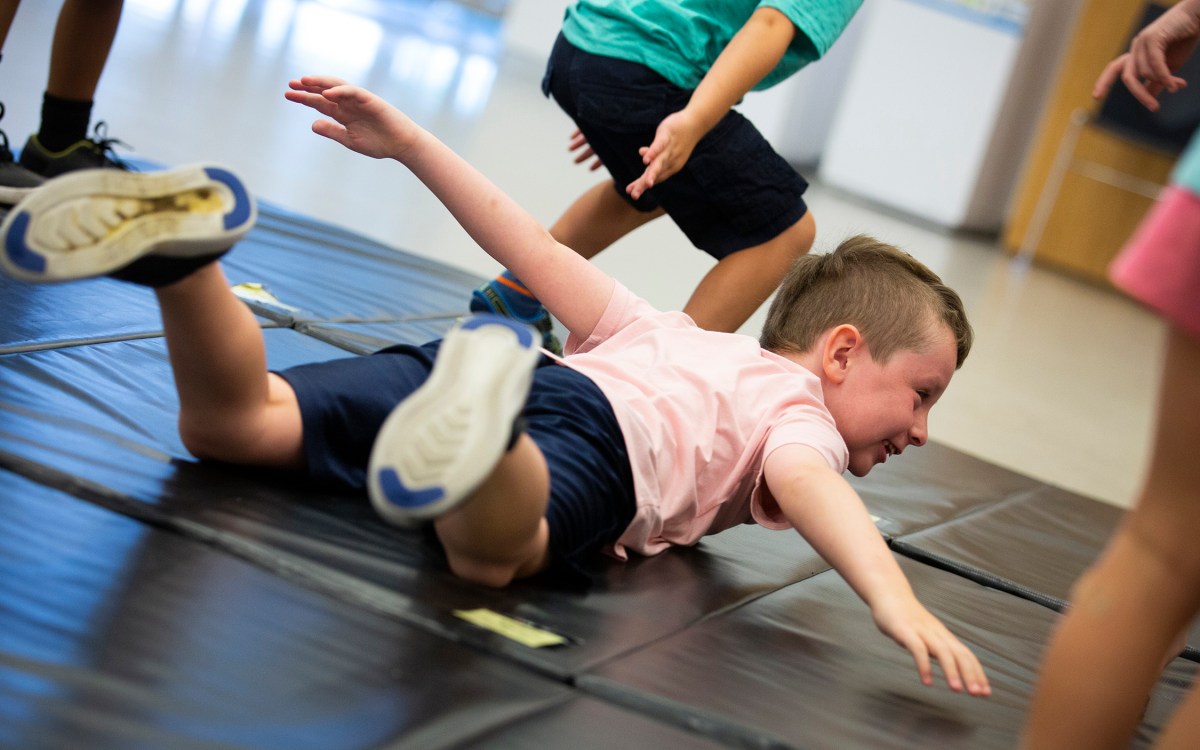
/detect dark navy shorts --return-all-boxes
[542,33,810,260]
[276,340,636,587]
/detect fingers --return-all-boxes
[1098,36,1192,112]
[897,623,992,697]
[567,129,604,171]
[567,129,588,152]
[949,641,992,697]
[925,635,992,697]
[903,633,934,688]
[625,151,658,200]
[1122,62,1163,111]
[289,74,349,93]
[284,76,357,120]
[1093,56,1125,100]
[310,118,348,146]
[1136,36,1177,88]
[925,636,965,693]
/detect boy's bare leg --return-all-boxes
[551,181,815,332]
[157,263,304,470]
[434,433,552,587]
[548,179,664,259]
[46,0,124,100]
[366,314,552,587]
[682,211,815,332]
[1022,326,1200,749]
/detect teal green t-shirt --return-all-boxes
[1172,129,1200,196]
[560,0,863,91]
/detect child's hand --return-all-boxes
[626,109,703,200]
[871,596,992,697]
[567,129,604,172]
[285,75,418,160]
[1092,0,1200,110]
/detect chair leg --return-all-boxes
[1014,107,1089,270]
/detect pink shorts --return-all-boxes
[1110,185,1200,341]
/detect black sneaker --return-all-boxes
[0,103,46,205]
[0,164,256,286]
[19,121,131,178]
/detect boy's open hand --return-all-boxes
[626,109,703,200]
[872,595,992,697]
[285,75,418,160]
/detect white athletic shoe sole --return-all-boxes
[0,164,255,283]
[367,314,541,527]
[0,183,40,207]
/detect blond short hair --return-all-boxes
[759,235,973,368]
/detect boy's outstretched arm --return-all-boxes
[284,75,615,339]
[764,444,992,697]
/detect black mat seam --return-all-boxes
[874,484,1047,541]
[0,319,285,355]
[576,675,804,750]
[574,582,804,678]
[2,330,170,355]
[292,311,466,325]
[371,695,574,750]
[888,539,1200,663]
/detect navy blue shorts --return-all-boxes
[542,33,810,259]
[276,340,636,587]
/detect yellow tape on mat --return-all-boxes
[454,609,567,648]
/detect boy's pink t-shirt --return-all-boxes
[561,282,849,559]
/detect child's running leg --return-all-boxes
[368,314,552,587]
[548,179,665,259]
[548,184,813,333]
[681,211,816,333]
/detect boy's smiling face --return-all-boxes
[819,321,958,477]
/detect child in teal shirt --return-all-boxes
[472,1,863,348]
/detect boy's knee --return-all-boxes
[447,555,519,589]
[788,211,817,256]
[178,413,249,463]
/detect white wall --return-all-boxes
[818,0,1080,231]
[502,0,570,61]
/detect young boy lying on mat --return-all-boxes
[0,74,989,697]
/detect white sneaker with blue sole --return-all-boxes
[0,163,255,284]
[368,313,541,527]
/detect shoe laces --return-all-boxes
[86,121,133,170]
[0,103,14,164]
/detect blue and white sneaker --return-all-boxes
[469,269,563,355]
[368,313,541,527]
[0,163,255,286]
